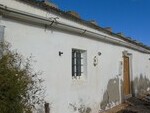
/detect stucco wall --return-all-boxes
[0,0,150,113]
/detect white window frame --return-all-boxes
[72,49,87,79]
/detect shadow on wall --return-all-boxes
[100,74,150,110]
[100,77,122,110]
[132,74,150,96]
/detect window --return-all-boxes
[72,49,86,79]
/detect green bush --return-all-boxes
[0,43,44,113]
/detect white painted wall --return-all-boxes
[0,0,150,113]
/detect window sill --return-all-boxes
[72,76,87,84]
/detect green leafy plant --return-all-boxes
[0,42,44,113]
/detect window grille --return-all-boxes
[72,49,84,78]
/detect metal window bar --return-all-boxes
[72,50,84,78]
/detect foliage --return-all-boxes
[0,43,44,113]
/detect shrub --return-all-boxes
[0,43,44,113]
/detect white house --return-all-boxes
[0,0,150,113]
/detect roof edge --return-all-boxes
[15,0,150,50]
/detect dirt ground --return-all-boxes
[101,94,150,113]
[117,96,150,113]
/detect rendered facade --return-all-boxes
[0,0,150,113]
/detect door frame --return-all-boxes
[122,51,132,100]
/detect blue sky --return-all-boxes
[50,0,150,46]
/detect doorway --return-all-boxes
[123,56,131,96]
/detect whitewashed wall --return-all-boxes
[0,0,150,113]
